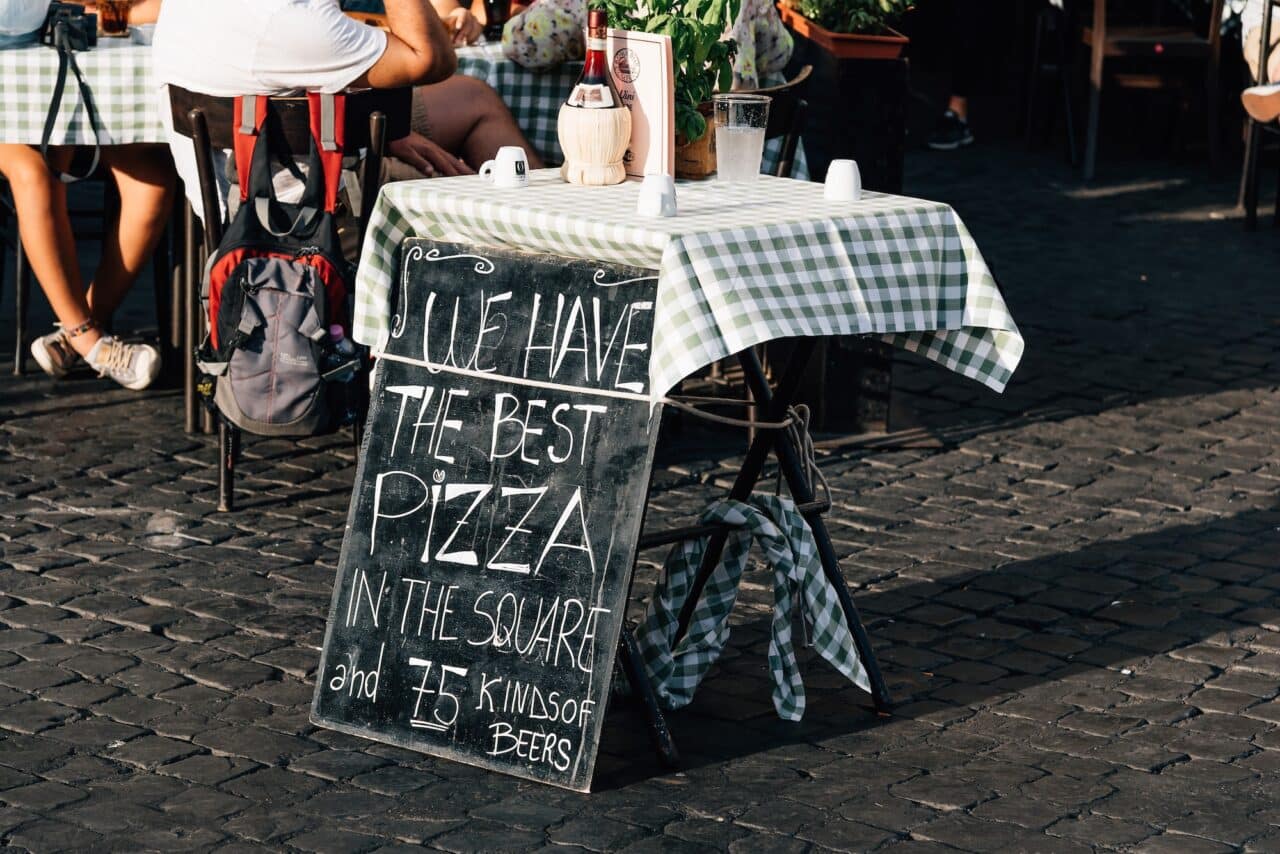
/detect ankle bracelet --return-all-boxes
[64,319,96,339]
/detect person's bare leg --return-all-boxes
[414,75,545,168]
[0,144,102,354]
[86,145,174,323]
[947,95,968,122]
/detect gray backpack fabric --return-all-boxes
[208,256,329,437]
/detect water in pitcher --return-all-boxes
[715,126,766,182]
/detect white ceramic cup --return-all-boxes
[636,173,677,218]
[824,159,862,202]
[479,146,529,188]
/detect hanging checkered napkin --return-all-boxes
[0,44,162,145]
[635,495,870,721]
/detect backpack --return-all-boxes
[197,93,357,437]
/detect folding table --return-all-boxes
[351,169,1024,763]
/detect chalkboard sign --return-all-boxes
[312,240,661,791]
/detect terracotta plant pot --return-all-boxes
[776,3,908,60]
[675,103,717,180]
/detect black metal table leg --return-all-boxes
[667,340,892,713]
[618,628,679,768]
[671,341,818,648]
[736,347,892,713]
[183,202,200,434]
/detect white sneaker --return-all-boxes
[1242,83,1280,123]
[86,336,161,391]
[30,325,81,379]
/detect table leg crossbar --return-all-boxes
[624,341,892,768]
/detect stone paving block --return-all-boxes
[1131,834,1237,854]
[220,766,328,803]
[889,775,996,811]
[288,750,392,782]
[0,699,79,735]
[108,734,204,770]
[194,725,323,766]
[0,661,77,693]
[6,818,104,851]
[0,779,88,811]
[42,716,146,747]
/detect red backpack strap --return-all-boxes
[307,91,346,213]
[233,95,269,205]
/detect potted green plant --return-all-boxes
[599,0,740,178]
[777,0,909,60]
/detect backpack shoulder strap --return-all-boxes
[307,92,346,214]
[233,93,346,215]
[233,95,270,206]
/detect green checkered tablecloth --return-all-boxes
[0,43,163,145]
[454,43,808,179]
[352,169,1024,397]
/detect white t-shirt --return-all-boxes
[153,0,388,217]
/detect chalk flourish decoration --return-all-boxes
[592,270,659,288]
[421,246,496,275]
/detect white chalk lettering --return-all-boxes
[369,470,429,555]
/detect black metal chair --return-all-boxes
[1239,0,1280,229]
[167,84,409,511]
[1081,0,1224,181]
[0,172,177,376]
[753,64,813,179]
[1025,0,1080,165]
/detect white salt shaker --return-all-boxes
[824,159,862,202]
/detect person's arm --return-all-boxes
[432,0,482,45]
[353,0,457,88]
[81,1,162,25]
[129,0,162,25]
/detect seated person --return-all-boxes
[1241,0,1280,122]
[155,0,542,228]
[344,0,488,47]
[336,0,545,178]
[0,0,172,390]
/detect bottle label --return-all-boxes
[568,83,614,109]
[586,36,607,51]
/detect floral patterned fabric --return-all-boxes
[728,0,793,89]
[502,0,792,89]
[501,0,586,69]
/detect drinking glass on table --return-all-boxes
[482,0,511,40]
[713,93,771,182]
[98,0,134,37]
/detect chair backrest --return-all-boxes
[749,65,813,142]
[168,85,410,150]
[1092,0,1225,47]
[1259,0,1280,84]
[168,85,409,252]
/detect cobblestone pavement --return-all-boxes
[0,142,1278,853]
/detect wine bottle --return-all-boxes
[566,9,623,110]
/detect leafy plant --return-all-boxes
[597,0,740,143]
[785,0,908,35]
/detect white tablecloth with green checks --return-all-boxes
[454,43,807,179]
[352,169,1024,397]
[0,42,162,145]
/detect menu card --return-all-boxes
[606,28,674,179]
